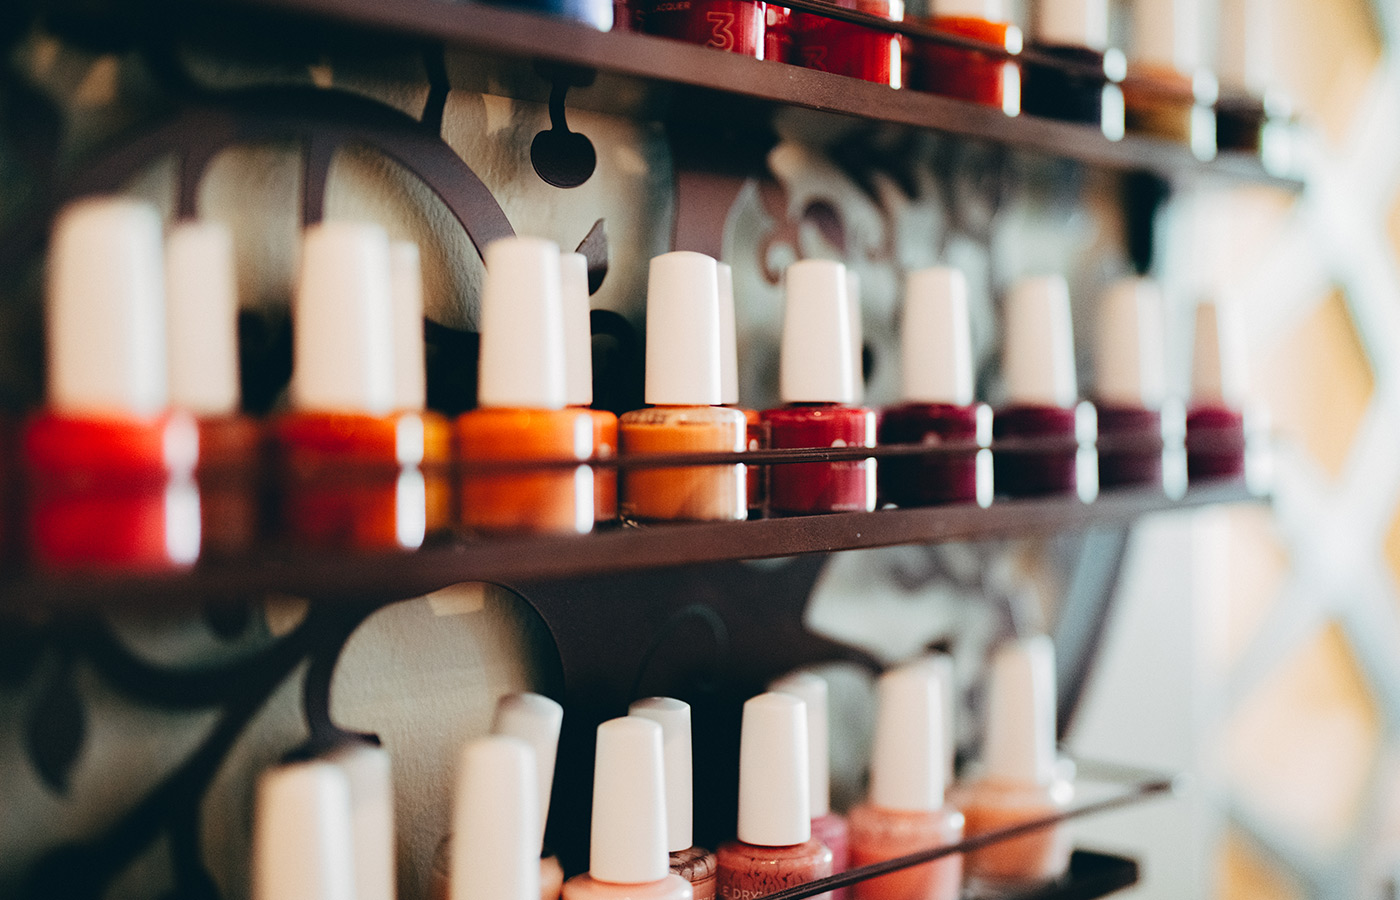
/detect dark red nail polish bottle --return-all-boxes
[1093,278,1170,491]
[1185,301,1248,483]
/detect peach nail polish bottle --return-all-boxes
[1093,278,1171,492]
[458,237,595,535]
[848,663,965,900]
[1121,0,1217,160]
[165,220,261,558]
[619,252,747,524]
[23,197,201,572]
[562,717,693,900]
[957,636,1073,890]
[1185,300,1248,483]
[251,759,357,900]
[769,673,847,899]
[450,735,541,900]
[717,262,765,518]
[916,0,1022,115]
[325,742,396,900]
[561,251,618,524]
[716,692,833,900]
[630,697,717,900]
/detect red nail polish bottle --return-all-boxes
[1185,300,1248,483]
[878,267,987,507]
[1093,277,1171,491]
[638,0,767,58]
[765,4,796,62]
[24,197,200,572]
[1020,0,1126,139]
[1121,0,1217,160]
[630,698,718,900]
[562,252,619,525]
[717,263,766,517]
[763,260,876,516]
[790,0,904,86]
[770,673,848,900]
[993,276,1094,500]
[915,0,1022,114]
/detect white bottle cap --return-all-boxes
[326,743,396,900]
[769,672,831,818]
[478,236,568,410]
[47,197,167,416]
[1037,0,1108,50]
[737,692,811,847]
[451,735,542,900]
[166,220,240,416]
[561,252,594,407]
[902,267,975,406]
[906,653,958,785]
[491,692,564,854]
[1132,0,1202,73]
[251,759,357,900]
[869,663,948,812]
[1190,300,1246,407]
[780,259,855,405]
[589,716,670,884]
[1003,275,1077,409]
[629,697,695,852]
[932,0,1005,20]
[1095,277,1165,409]
[291,221,395,415]
[983,635,1058,785]
[390,241,427,411]
[718,262,740,406]
[1218,0,1271,92]
[846,269,866,405]
[645,252,723,406]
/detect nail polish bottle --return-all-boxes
[716,692,834,900]
[638,0,766,58]
[992,275,1093,500]
[391,241,454,538]
[762,260,876,516]
[619,252,747,524]
[23,197,200,571]
[1121,0,1217,160]
[848,664,965,900]
[878,267,987,507]
[765,4,795,63]
[562,717,693,900]
[325,742,396,900]
[562,251,619,524]
[1093,277,1168,491]
[273,222,428,552]
[769,673,848,899]
[251,759,357,900]
[717,262,765,517]
[957,636,1073,890]
[915,0,1022,115]
[790,0,904,87]
[1020,0,1125,139]
[1185,300,1247,483]
[1215,0,1288,162]
[450,735,541,900]
[458,236,595,535]
[630,698,718,900]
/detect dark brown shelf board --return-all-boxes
[169,0,1303,191]
[4,480,1261,611]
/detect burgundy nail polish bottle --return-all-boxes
[1185,300,1248,483]
[1093,278,1168,491]
[763,260,877,516]
[770,673,848,900]
[878,267,987,507]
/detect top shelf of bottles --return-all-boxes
[162,0,1303,191]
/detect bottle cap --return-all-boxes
[847,269,866,404]
[478,236,568,409]
[1095,277,1164,409]
[645,251,723,406]
[451,735,541,900]
[1218,0,1271,93]
[870,663,948,812]
[780,259,855,405]
[629,697,695,852]
[47,197,167,416]
[1037,0,1108,50]
[291,221,396,414]
[902,267,974,406]
[589,716,670,884]
[491,692,564,854]
[166,220,240,416]
[251,759,356,900]
[737,692,811,846]
[1190,300,1246,407]
[718,262,740,406]
[906,653,958,784]
[390,241,427,411]
[326,743,396,900]
[1003,275,1077,408]
[560,252,594,407]
[983,635,1058,785]
[1132,0,1202,73]
[769,672,831,818]
[931,0,1005,20]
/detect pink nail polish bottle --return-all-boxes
[878,267,988,507]
[1185,300,1248,483]
[561,252,619,524]
[562,718,694,900]
[762,260,877,516]
[450,735,542,900]
[716,692,834,900]
[848,663,965,900]
[630,698,718,900]
[1093,277,1169,491]
[251,759,357,900]
[957,636,1073,891]
[325,743,396,900]
[769,673,848,899]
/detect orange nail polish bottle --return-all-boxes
[1121,0,1217,160]
[458,237,595,535]
[23,197,200,572]
[916,0,1023,115]
[717,262,765,517]
[561,251,618,524]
